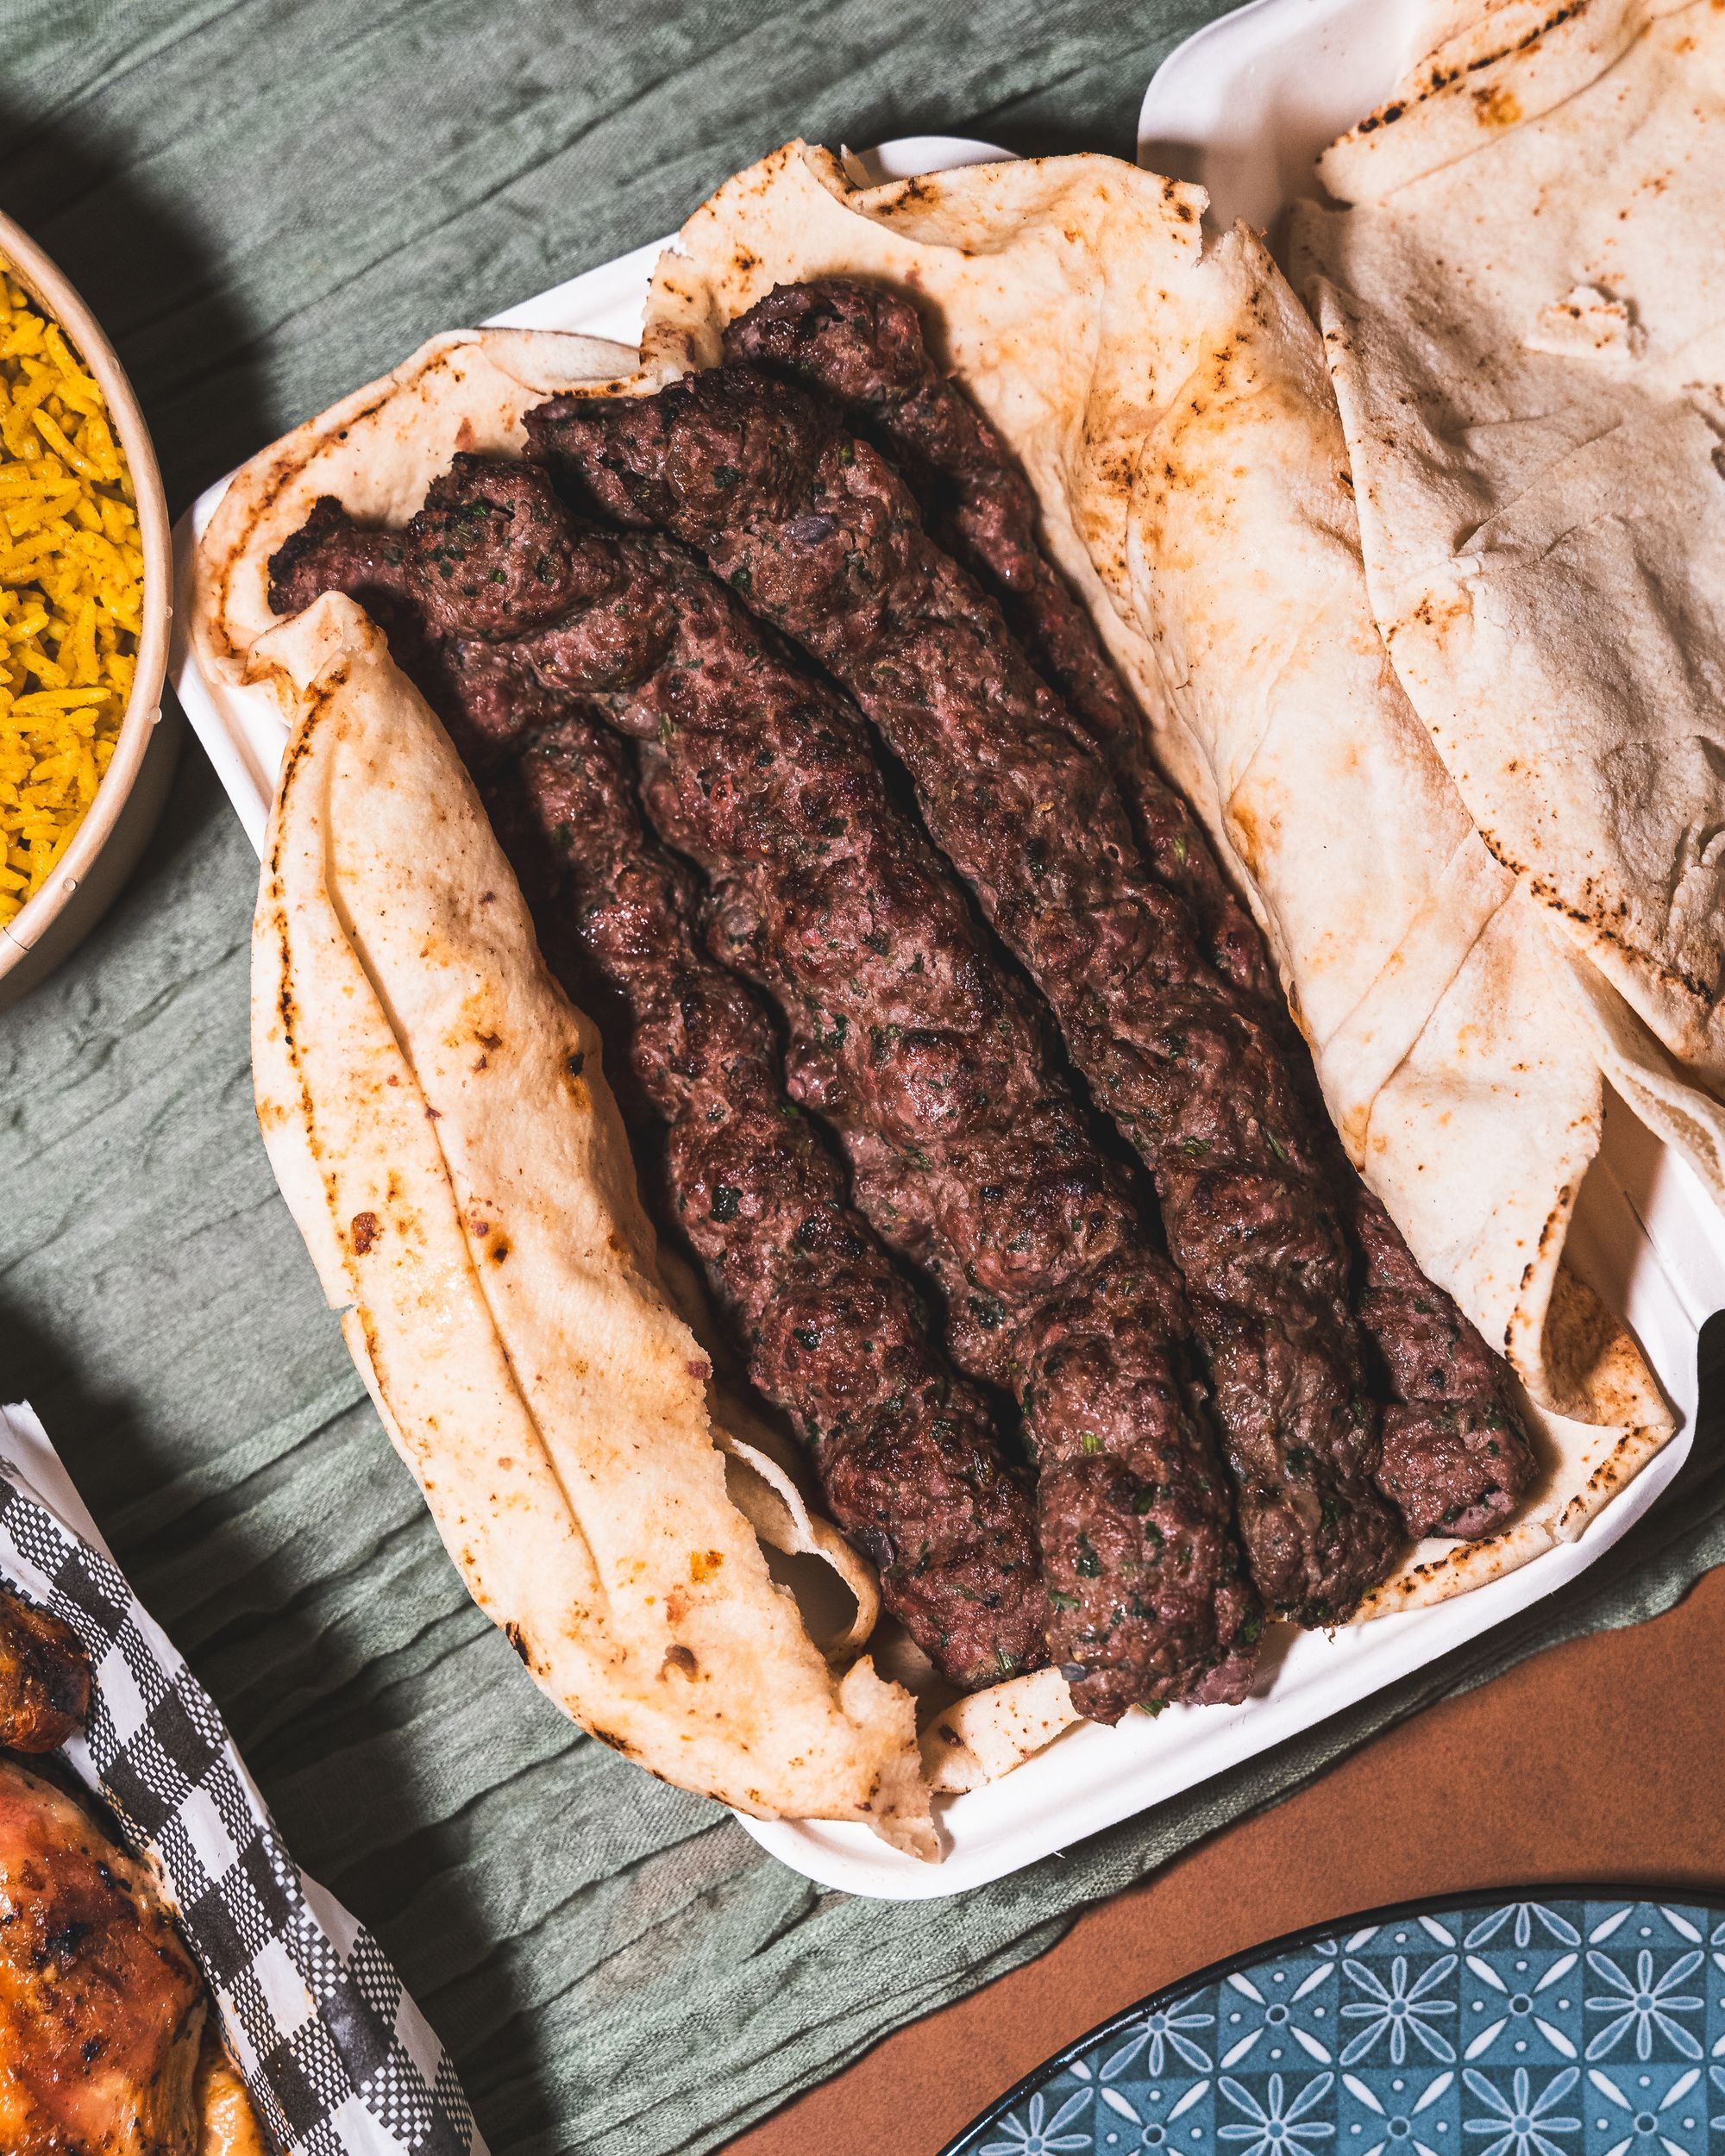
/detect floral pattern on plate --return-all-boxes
[944,1897,1725,2156]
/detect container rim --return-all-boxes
[0,205,172,974]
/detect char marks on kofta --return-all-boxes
[1347,1196,1536,1541]
[489,472,1259,1717]
[726,278,1537,1547]
[270,271,1542,1708]
[726,279,1276,1014]
[272,458,1262,1720]
[272,468,1044,1694]
[530,363,1408,1624]
[273,463,1268,1725]
[513,712,1048,1689]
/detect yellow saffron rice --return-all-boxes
[0,262,142,928]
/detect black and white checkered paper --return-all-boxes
[0,1402,486,2156]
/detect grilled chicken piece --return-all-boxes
[193,2034,269,2156]
[0,1756,204,2155]
[0,1583,91,1752]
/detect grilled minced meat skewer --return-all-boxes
[274,461,1262,1720]
[270,484,1044,1693]
[731,279,1538,1545]
[727,278,1276,1015]
[513,715,1048,1688]
[531,367,1406,1624]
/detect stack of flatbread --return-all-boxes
[1292,0,1725,1222]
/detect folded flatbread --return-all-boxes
[248,590,929,1851]
[621,140,1672,1614]
[1292,0,1725,1184]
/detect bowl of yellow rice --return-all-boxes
[0,206,173,1005]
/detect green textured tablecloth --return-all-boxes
[2,5,1721,2152]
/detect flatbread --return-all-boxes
[619,140,1672,1608]
[1294,1,1725,1127]
[249,593,930,1850]
[195,326,637,692]
[202,321,920,1833]
[921,1668,1078,1794]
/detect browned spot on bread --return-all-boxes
[350,1211,380,1255]
[689,1550,724,1584]
[1473,84,1523,126]
[662,1645,699,1680]
[1346,3,1580,141]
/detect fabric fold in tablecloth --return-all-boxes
[1,2,1722,2151]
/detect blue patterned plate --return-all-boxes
[941,1893,1725,2156]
